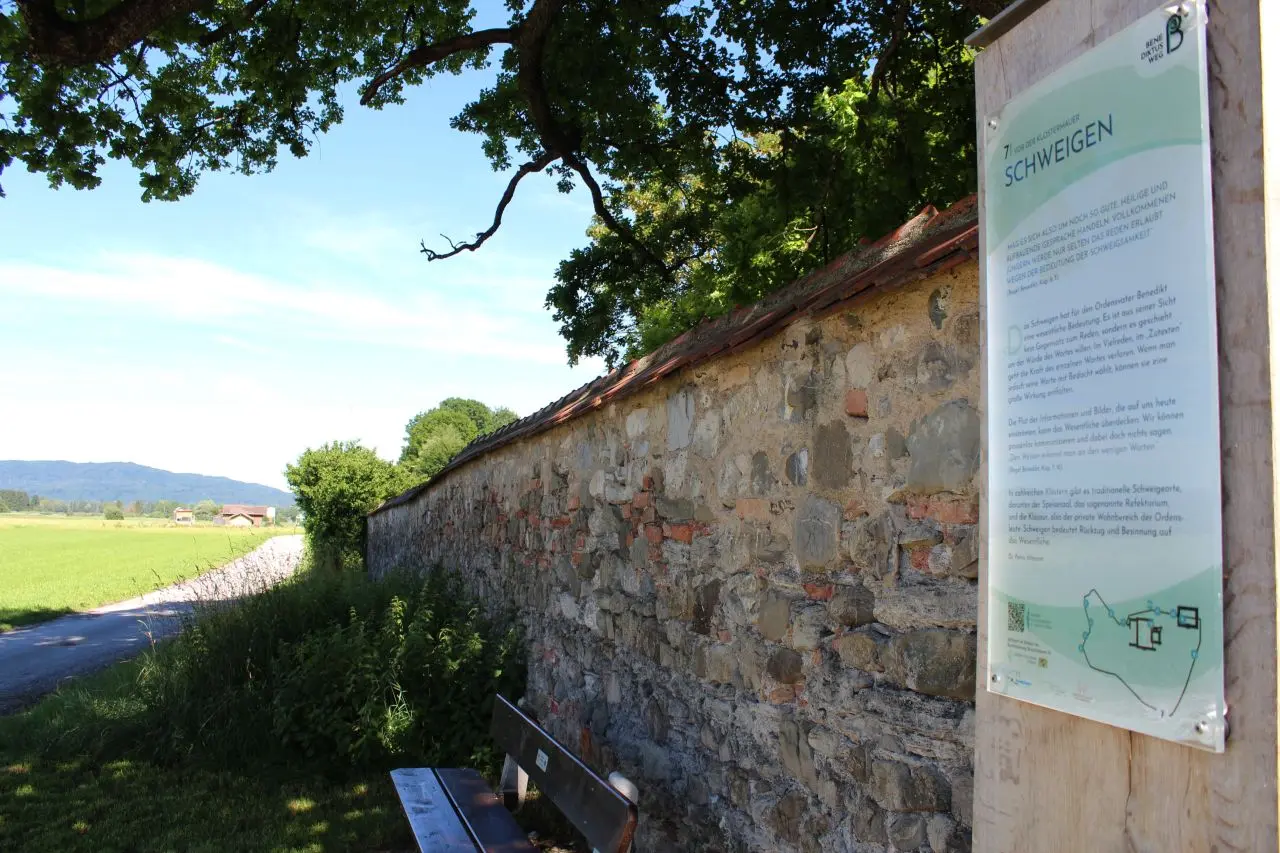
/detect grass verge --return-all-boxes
[0,664,409,853]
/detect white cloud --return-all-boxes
[0,251,573,364]
[0,247,607,487]
[214,335,275,355]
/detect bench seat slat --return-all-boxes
[390,768,478,852]
[490,696,638,853]
[436,768,536,852]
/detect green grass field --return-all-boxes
[0,515,295,632]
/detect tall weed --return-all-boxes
[136,565,524,776]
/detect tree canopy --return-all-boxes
[1,0,999,362]
[401,397,517,479]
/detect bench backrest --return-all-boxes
[490,695,638,853]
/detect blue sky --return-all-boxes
[0,50,607,491]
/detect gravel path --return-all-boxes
[0,534,304,714]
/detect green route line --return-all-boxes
[1079,588,1201,717]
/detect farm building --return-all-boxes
[218,505,270,527]
[172,507,193,525]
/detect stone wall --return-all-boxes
[368,259,981,852]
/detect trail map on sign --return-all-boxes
[1077,591,1201,716]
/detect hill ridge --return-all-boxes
[0,460,293,506]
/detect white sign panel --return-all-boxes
[984,1,1224,751]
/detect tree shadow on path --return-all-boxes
[0,607,74,634]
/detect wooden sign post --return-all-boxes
[971,0,1279,850]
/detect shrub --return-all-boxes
[284,441,414,568]
[103,505,124,520]
[137,565,525,774]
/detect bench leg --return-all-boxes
[499,754,528,812]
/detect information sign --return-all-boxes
[985,1,1224,751]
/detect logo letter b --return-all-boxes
[1166,14,1185,53]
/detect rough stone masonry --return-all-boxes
[368,216,981,852]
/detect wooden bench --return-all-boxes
[391,694,639,852]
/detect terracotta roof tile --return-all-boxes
[221,504,269,517]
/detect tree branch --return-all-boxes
[869,2,910,103]
[96,61,144,120]
[562,151,673,282]
[512,0,671,282]
[422,151,558,261]
[17,0,206,66]
[360,27,516,106]
[670,243,712,272]
[198,0,272,47]
[514,0,574,154]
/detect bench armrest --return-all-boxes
[607,772,638,803]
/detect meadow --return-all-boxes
[0,515,293,632]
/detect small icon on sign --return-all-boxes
[535,749,549,771]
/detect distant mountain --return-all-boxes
[0,461,294,506]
